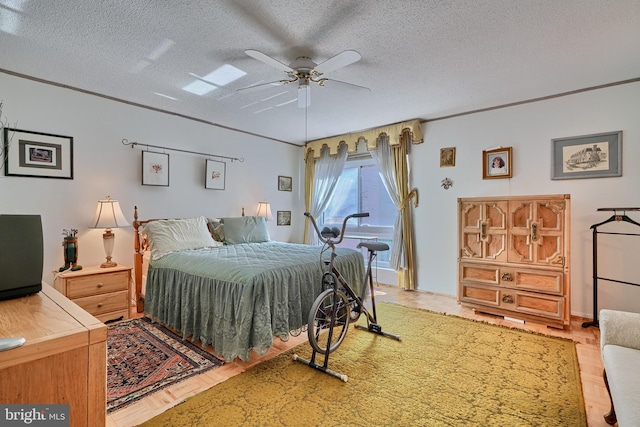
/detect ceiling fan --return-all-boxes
[237,49,370,108]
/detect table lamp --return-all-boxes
[256,202,273,221]
[89,196,129,268]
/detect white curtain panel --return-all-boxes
[370,135,405,270]
[308,144,348,245]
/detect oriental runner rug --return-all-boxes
[106,317,224,413]
[140,303,586,426]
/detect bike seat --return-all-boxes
[357,242,389,252]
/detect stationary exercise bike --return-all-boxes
[293,212,401,381]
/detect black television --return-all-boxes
[0,214,43,300]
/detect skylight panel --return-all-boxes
[183,80,217,96]
[201,64,247,86]
[0,0,27,34]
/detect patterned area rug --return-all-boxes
[140,303,586,426]
[107,317,224,413]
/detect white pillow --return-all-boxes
[140,216,222,260]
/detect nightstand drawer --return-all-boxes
[66,271,129,299]
[73,290,128,315]
[94,309,129,324]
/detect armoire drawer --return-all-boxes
[460,262,563,296]
[459,282,564,321]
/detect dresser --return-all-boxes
[54,265,132,323]
[0,283,107,427]
[458,194,571,328]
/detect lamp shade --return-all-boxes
[89,197,129,229]
[256,202,273,221]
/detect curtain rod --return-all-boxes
[122,139,244,162]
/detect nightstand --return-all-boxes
[53,264,132,323]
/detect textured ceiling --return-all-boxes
[1,0,639,145]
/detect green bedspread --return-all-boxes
[145,241,365,361]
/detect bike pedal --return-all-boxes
[369,323,382,334]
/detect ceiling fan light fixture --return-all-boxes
[298,81,310,108]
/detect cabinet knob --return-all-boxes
[97,283,104,288]
[501,294,514,304]
[97,303,103,308]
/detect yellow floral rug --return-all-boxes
[140,303,586,427]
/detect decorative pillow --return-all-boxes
[221,216,270,244]
[207,218,225,242]
[140,216,222,260]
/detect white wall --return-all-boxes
[412,81,640,318]
[0,72,304,283]
[3,71,639,319]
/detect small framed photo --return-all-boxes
[440,147,456,167]
[3,128,73,179]
[551,131,622,180]
[277,210,291,226]
[483,147,512,179]
[205,159,226,190]
[142,151,169,186]
[278,175,292,191]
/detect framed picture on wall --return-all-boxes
[3,128,74,179]
[205,159,226,190]
[440,147,456,167]
[277,210,291,226]
[551,131,622,180]
[278,175,292,191]
[483,147,512,179]
[142,151,169,186]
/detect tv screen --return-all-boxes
[0,214,43,300]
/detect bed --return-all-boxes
[132,208,365,362]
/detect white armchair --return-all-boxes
[599,309,640,426]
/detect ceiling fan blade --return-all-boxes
[319,78,371,93]
[313,50,361,75]
[236,79,291,93]
[245,49,293,73]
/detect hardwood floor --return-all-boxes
[106,285,610,427]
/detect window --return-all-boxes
[323,155,395,268]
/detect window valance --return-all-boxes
[304,119,423,159]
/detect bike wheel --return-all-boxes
[308,288,350,354]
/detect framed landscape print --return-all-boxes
[142,151,169,186]
[277,210,291,226]
[551,131,622,180]
[483,146,512,179]
[205,159,226,190]
[3,128,73,179]
[278,175,292,191]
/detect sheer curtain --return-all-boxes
[370,132,418,290]
[303,144,348,244]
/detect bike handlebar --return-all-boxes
[304,212,369,246]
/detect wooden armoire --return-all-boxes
[457,194,570,328]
